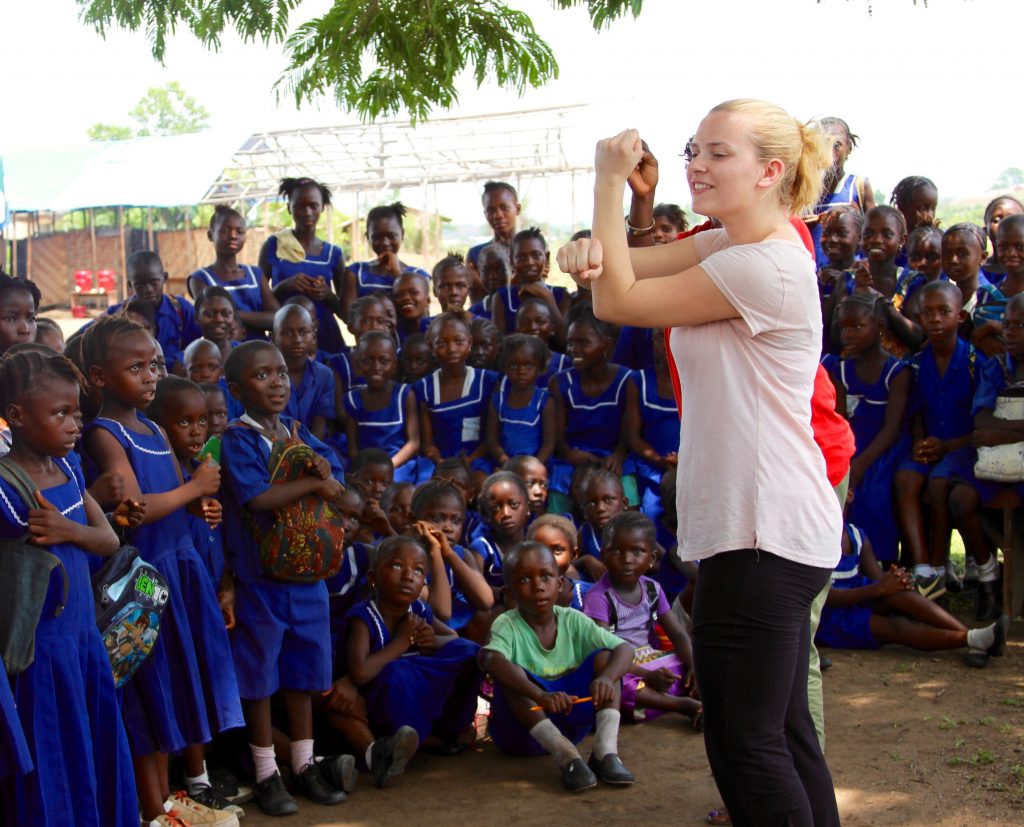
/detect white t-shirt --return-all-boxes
[671,228,841,569]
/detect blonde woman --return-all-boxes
[558,100,842,827]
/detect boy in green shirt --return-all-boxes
[479,541,635,792]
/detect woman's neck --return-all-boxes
[719,203,791,246]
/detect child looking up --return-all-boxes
[0,350,138,826]
[393,272,431,346]
[481,542,635,791]
[830,295,911,565]
[274,304,336,440]
[492,228,571,342]
[504,454,550,518]
[527,514,591,610]
[219,341,349,815]
[417,313,499,476]
[343,332,420,482]
[487,334,556,466]
[895,281,986,599]
[343,202,430,311]
[346,537,481,757]
[80,317,243,826]
[982,195,1024,281]
[194,286,240,361]
[548,302,636,511]
[259,177,347,354]
[0,274,40,356]
[106,251,201,376]
[189,205,279,336]
[469,242,513,319]
[974,214,1024,357]
[583,512,701,727]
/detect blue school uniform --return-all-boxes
[346,260,429,298]
[0,454,137,826]
[438,542,480,631]
[632,368,680,522]
[579,523,602,566]
[184,459,226,588]
[494,285,570,334]
[809,173,865,265]
[974,281,1018,326]
[898,339,985,480]
[469,535,505,589]
[493,376,549,459]
[83,417,244,755]
[468,294,494,321]
[415,367,499,474]
[347,599,480,742]
[189,264,266,317]
[327,351,367,396]
[833,357,910,563]
[284,358,337,430]
[344,383,418,482]
[324,542,372,672]
[264,234,347,354]
[816,524,879,650]
[106,293,202,373]
[217,376,246,421]
[611,326,654,371]
[220,416,344,698]
[565,578,593,611]
[549,365,633,495]
[538,351,570,389]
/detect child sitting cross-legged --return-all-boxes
[583,512,702,728]
[480,542,635,792]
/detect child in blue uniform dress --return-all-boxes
[575,470,628,583]
[343,332,420,483]
[629,328,680,526]
[830,295,912,565]
[79,318,242,825]
[342,202,430,307]
[274,305,336,440]
[492,228,571,342]
[514,298,571,386]
[416,313,499,477]
[106,250,202,375]
[481,542,635,791]
[974,215,1024,357]
[219,340,349,815]
[548,303,636,510]
[895,282,987,598]
[487,334,555,466]
[528,515,593,611]
[346,537,481,754]
[259,177,348,355]
[470,472,531,598]
[0,350,137,827]
[188,205,279,338]
[468,243,513,321]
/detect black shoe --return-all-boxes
[945,568,965,594]
[819,655,833,671]
[976,581,999,621]
[187,783,246,819]
[370,725,419,789]
[209,766,254,805]
[964,651,990,669]
[560,757,597,792]
[587,753,635,785]
[299,763,346,806]
[989,614,1009,658]
[254,772,298,817]
[318,754,358,794]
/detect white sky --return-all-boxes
[3,0,1022,226]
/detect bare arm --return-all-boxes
[392,388,421,468]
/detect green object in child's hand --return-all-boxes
[197,436,221,465]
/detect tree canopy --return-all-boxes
[87,81,209,141]
[77,1,644,122]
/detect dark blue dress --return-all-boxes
[265,234,347,354]
[832,358,910,563]
[84,417,244,754]
[283,358,337,430]
[549,365,633,494]
[0,669,30,780]
[493,377,549,459]
[343,383,418,483]
[347,599,480,743]
[415,367,499,474]
[538,351,570,390]
[469,535,505,589]
[817,524,879,650]
[0,454,137,826]
[189,264,267,322]
[632,368,679,522]
[346,260,429,298]
[494,285,570,334]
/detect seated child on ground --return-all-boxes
[480,542,636,792]
[582,513,701,728]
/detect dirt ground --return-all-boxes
[245,612,1024,827]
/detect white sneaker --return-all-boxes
[165,791,239,827]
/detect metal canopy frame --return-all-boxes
[200,104,594,205]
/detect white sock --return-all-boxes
[967,625,996,652]
[364,744,374,770]
[185,762,210,794]
[250,743,278,784]
[290,738,315,775]
[934,565,946,579]
[592,708,620,760]
[913,564,933,578]
[528,719,580,768]
[977,556,999,582]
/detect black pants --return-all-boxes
[692,550,840,827]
